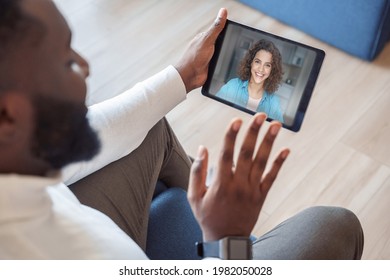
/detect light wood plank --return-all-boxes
[342,83,390,167]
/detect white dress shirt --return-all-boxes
[0,66,186,259]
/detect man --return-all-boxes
[0,0,363,259]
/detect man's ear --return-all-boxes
[0,92,33,144]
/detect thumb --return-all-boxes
[205,8,228,42]
[188,145,209,204]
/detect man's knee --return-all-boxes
[302,206,362,232]
[301,206,364,258]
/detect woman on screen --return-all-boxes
[216,39,284,122]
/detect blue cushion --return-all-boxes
[238,0,390,60]
[146,187,202,260]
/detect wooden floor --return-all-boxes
[55,0,390,259]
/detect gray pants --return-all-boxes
[69,119,364,259]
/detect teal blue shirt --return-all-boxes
[216,78,284,123]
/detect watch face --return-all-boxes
[228,238,251,260]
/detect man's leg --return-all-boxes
[252,206,364,259]
[68,118,192,250]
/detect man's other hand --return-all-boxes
[175,8,227,93]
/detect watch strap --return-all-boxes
[196,240,220,258]
[196,236,252,259]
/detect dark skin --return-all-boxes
[0,1,290,243]
[189,114,289,241]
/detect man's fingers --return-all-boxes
[217,118,242,180]
[204,8,227,42]
[235,113,266,182]
[250,122,281,184]
[188,146,209,203]
[260,148,290,194]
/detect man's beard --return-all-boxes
[30,94,101,170]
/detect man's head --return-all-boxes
[0,0,100,176]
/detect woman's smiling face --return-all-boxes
[250,50,273,85]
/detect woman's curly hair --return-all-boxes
[238,39,283,93]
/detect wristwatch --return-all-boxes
[196,236,252,260]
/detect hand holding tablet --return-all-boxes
[202,19,325,132]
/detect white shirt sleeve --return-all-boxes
[62,65,186,185]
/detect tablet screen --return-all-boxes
[202,20,325,132]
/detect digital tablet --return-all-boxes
[202,19,325,132]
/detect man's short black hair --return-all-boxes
[0,0,45,91]
[0,0,25,53]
